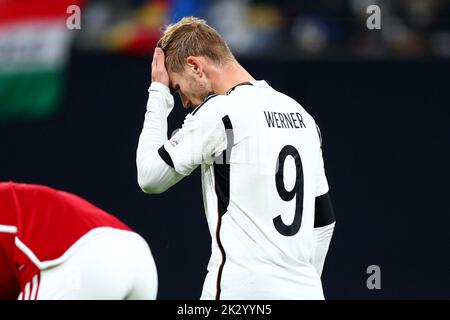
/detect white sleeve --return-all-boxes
[160,97,228,176]
[312,125,335,276]
[136,82,184,194]
[312,222,335,276]
[316,125,329,197]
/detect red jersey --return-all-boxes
[0,182,132,299]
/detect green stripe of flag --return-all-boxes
[0,69,63,121]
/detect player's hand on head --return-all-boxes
[151,47,170,87]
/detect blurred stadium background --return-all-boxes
[0,0,449,299]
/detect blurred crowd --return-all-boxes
[75,0,450,59]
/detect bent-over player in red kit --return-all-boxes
[0,182,158,300]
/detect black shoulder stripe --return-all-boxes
[314,192,335,228]
[221,115,233,165]
[191,94,218,116]
[222,115,233,130]
[213,115,234,217]
[158,145,174,168]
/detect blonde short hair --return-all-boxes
[157,17,234,72]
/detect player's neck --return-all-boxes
[211,61,255,95]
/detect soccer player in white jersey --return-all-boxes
[136,17,335,300]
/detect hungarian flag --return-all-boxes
[0,0,84,121]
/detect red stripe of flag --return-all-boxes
[0,0,85,26]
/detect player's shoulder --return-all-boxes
[190,81,265,118]
[176,95,228,135]
[191,93,229,117]
[186,94,231,128]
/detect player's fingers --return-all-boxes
[154,47,165,69]
[151,47,169,85]
[152,48,157,69]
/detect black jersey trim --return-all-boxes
[191,94,218,116]
[226,81,253,95]
[314,192,335,228]
[215,204,226,300]
[157,145,174,168]
[213,115,234,300]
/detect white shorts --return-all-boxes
[19,228,158,300]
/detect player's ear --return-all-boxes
[186,56,203,76]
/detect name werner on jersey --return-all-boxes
[264,111,306,129]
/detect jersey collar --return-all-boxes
[225,80,269,95]
[226,82,253,95]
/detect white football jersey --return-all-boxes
[160,80,330,299]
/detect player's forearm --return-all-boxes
[137,153,184,194]
[136,82,176,193]
[312,222,335,276]
[139,82,174,144]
